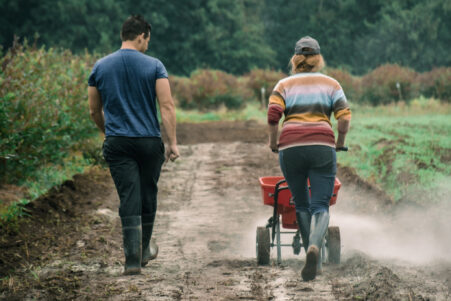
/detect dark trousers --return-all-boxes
[279,145,336,215]
[102,136,165,218]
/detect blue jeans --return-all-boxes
[279,145,336,215]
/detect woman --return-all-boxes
[267,36,351,281]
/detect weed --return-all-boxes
[0,199,30,232]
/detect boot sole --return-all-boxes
[123,267,141,275]
[142,244,159,267]
[302,246,318,281]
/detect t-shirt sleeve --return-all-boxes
[88,63,98,87]
[156,60,168,79]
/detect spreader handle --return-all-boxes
[336,146,348,152]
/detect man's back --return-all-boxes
[88,49,168,137]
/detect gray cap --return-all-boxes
[294,36,320,55]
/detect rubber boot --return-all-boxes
[302,211,329,281]
[121,216,142,275]
[142,214,159,267]
[295,211,311,253]
[317,241,324,275]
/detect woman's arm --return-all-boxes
[336,117,350,148]
[268,124,279,152]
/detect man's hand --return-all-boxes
[165,143,180,163]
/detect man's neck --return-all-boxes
[121,41,140,51]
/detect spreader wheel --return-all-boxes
[327,226,341,264]
[256,227,270,265]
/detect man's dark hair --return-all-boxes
[121,15,152,41]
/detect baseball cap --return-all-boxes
[295,36,320,55]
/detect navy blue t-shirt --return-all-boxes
[88,49,168,137]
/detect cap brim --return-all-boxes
[295,50,320,55]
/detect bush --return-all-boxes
[0,42,97,184]
[360,64,419,105]
[169,75,193,107]
[324,68,361,102]
[171,69,251,110]
[417,67,451,102]
[245,69,286,102]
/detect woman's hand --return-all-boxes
[269,141,279,153]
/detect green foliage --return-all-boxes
[0,199,30,232]
[262,0,450,74]
[24,157,91,200]
[0,42,98,184]
[355,0,451,73]
[79,136,107,167]
[0,0,124,55]
[2,0,449,75]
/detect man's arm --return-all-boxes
[156,78,180,162]
[88,86,105,134]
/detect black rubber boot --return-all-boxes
[302,211,329,281]
[142,214,158,267]
[121,216,142,275]
[295,211,311,253]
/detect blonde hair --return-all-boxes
[290,53,325,74]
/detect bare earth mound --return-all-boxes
[1,121,450,300]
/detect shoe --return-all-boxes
[121,216,142,275]
[301,211,329,281]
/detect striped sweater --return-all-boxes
[267,72,351,150]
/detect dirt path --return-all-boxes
[1,122,450,300]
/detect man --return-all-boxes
[88,15,179,275]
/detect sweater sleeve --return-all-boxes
[267,82,286,125]
[331,83,352,121]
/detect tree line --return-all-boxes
[1,0,450,76]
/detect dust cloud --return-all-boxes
[331,200,451,264]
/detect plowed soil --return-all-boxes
[1,121,450,300]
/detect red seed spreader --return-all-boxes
[256,176,342,265]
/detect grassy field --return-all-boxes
[177,98,451,203]
[338,98,451,203]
